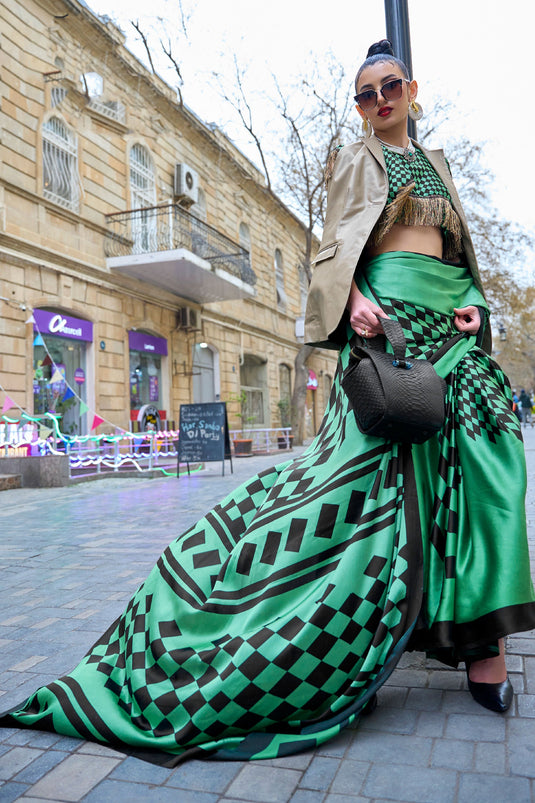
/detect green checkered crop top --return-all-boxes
[369,145,462,261]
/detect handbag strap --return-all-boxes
[359,272,465,363]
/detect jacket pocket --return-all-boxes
[312,242,339,264]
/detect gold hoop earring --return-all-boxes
[361,117,373,139]
[408,101,423,121]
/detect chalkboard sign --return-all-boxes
[177,402,232,476]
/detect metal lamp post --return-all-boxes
[384,0,416,140]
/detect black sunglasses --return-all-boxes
[354,78,409,111]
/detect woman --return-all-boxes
[2,41,535,765]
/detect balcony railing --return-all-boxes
[105,204,256,288]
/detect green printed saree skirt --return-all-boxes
[2,252,535,764]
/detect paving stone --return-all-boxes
[324,796,370,803]
[108,755,173,785]
[384,669,428,688]
[346,731,432,766]
[290,791,326,803]
[441,690,496,716]
[508,718,535,778]
[427,671,464,690]
[405,688,444,711]
[0,781,30,802]
[225,765,301,803]
[505,653,524,673]
[415,711,446,737]
[507,638,535,656]
[12,749,69,784]
[458,772,531,802]
[445,713,506,742]
[25,754,121,801]
[166,758,242,792]
[358,706,418,735]
[517,693,535,717]
[329,758,369,796]
[0,747,43,780]
[431,738,474,770]
[473,742,506,774]
[82,779,204,802]
[299,756,340,791]
[363,763,457,802]
[524,656,535,693]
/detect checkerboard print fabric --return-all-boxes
[382,146,452,204]
[3,253,535,764]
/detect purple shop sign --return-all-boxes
[74,368,86,384]
[34,309,93,342]
[128,330,168,356]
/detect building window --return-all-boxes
[195,187,207,222]
[278,363,292,427]
[239,222,251,256]
[42,116,79,212]
[130,144,156,252]
[274,248,287,309]
[240,354,267,427]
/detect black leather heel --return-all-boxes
[465,664,513,713]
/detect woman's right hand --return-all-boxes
[347,281,389,338]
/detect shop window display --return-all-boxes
[33,339,87,436]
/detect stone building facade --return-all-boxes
[0,0,337,441]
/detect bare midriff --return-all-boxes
[366,223,444,260]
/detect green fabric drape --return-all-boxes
[2,252,534,764]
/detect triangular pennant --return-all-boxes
[79,401,89,417]
[26,313,36,325]
[91,414,104,430]
[50,369,63,384]
[62,387,75,401]
[42,354,52,367]
[39,425,53,439]
[2,396,15,414]
[33,333,45,347]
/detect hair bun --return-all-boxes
[366,39,394,58]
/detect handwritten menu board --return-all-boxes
[177,402,232,474]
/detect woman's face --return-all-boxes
[355,61,417,137]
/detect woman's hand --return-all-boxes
[453,306,481,335]
[347,280,389,338]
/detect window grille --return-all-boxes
[42,117,79,212]
[274,248,287,309]
[130,144,157,253]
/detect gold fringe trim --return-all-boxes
[370,187,463,261]
[324,146,342,185]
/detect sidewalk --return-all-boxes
[0,434,534,803]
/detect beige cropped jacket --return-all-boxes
[304,135,490,353]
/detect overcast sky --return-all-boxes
[88,0,535,235]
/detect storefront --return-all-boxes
[128,330,167,427]
[33,309,93,436]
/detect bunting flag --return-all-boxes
[79,401,89,417]
[91,415,104,431]
[26,314,36,325]
[33,333,45,347]
[39,425,53,439]
[50,369,64,384]
[42,355,52,367]
[62,387,75,401]
[2,396,15,414]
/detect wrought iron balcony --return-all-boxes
[105,204,257,304]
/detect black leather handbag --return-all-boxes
[342,316,461,444]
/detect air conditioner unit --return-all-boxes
[177,307,200,331]
[174,163,199,206]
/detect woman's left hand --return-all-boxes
[453,306,481,335]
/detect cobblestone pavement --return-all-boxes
[0,431,534,803]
